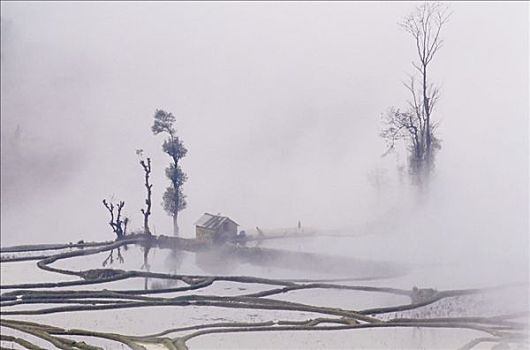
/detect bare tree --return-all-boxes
[139,157,153,235]
[381,2,451,183]
[102,199,128,239]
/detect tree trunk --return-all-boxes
[173,214,179,236]
[173,158,180,237]
[144,215,150,236]
[422,65,431,157]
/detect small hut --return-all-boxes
[195,213,239,243]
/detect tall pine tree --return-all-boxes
[152,109,187,236]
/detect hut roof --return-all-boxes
[195,213,239,230]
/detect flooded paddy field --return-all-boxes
[1,233,528,349]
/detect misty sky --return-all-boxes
[1,2,528,273]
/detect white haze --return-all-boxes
[1,2,528,284]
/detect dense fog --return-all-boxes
[1,2,528,284]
